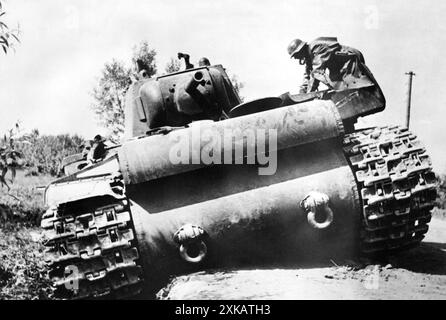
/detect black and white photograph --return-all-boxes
[0,0,445,305]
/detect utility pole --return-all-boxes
[405,71,416,129]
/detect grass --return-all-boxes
[0,170,54,299]
[0,224,52,299]
[0,170,52,225]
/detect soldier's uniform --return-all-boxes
[288,37,386,132]
[89,135,107,162]
[294,37,375,94]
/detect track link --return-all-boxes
[41,176,143,299]
[343,125,437,254]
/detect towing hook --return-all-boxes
[300,191,334,229]
[174,224,208,263]
[179,241,207,264]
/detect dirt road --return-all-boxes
[157,218,446,300]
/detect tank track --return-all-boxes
[343,125,437,255]
[41,176,143,299]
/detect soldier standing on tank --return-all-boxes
[87,135,107,163]
[287,37,376,94]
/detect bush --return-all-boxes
[435,174,446,209]
[0,172,53,226]
[433,174,446,219]
[13,130,84,176]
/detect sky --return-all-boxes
[0,0,445,172]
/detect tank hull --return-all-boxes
[41,102,437,299]
[131,164,361,295]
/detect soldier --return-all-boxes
[178,53,211,69]
[87,135,107,163]
[287,37,376,94]
[198,57,211,67]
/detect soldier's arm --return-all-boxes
[307,77,320,92]
[300,70,310,93]
[300,63,316,93]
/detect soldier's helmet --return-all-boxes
[198,57,211,67]
[94,134,104,143]
[287,38,307,58]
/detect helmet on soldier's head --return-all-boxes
[198,57,211,67]
[287,38,307,58]
[94,135,104,143]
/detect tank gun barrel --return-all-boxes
[185,71,206,94]
[183,70,219,119]
[117,100,343,186]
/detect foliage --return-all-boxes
[19,131,84,176]
[0,1,20,54]
[165,57,182,74]
[91,60,132,143]
[0,224,52,299]
[230,74,245,102]
[0,172,52,225]
[434,173,446,215]
[429,173,446,219]
[91,41,157,143]
[0,139,79,300]
[1,122,24,190]
[436,174,446,207]
[1,125,84,177]
[132,40,157,76]
[0,124,79,226]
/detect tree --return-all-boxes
[165,57,182,74]
[91,60,132,143]
[1,121,25,190]
[0,1,20,54]
[132,41,157,76]
[230,74,245,102]
[91,42,157,143]
[12,128,85,176]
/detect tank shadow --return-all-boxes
[137,258,348,300]
[136,241,446,299]
[385,242,446,276]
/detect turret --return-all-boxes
[124,65,241,140]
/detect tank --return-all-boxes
[40,61,438,299]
